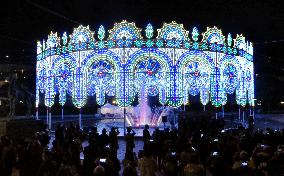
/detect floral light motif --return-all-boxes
[157,21,189,41]
[202,26,225,44]
[108,20,142,40]
[47,32,60,48]
[69,25,95,44]
[234,34,246,50]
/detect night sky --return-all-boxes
[1,0,283,111]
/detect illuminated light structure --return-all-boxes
[36,21,254,128]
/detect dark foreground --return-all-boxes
[1,114,284,176]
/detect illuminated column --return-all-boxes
[242,109,245,126]
[79,108,82,129]
[36,107,39,120]
[200,86,209,111]
[159,87,167,105]
[168,66,183,107]
[96,87,106,105]
[49,108,52,130]
[210,67,222,107]
[36,41,42,120]
[182,73,189,111]
[35,88,39,120]
[253,107,255,120]
[44,74,55,106]
[35,67,39,120]
[59,90,66,121]
[237,71,247,107]
[61,107,64,121]
[72,50,87,128]
[238,106,241,122]
[44,55,55,130]
[159,76,168,105]
[116,68,134,108]
[222,105,224,118]
[46,107,49,127]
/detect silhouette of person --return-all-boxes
[143,124,151,144]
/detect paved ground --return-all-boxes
[254,113,284,130]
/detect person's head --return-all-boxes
[144,124,149,129]
[143,148,152,158]
[155,127,159,132]
[42,150,51,161]
[0,136,10,146]
[239,151,249,161]
[34,132,40,140]
[93,165,105,176]
[127,127,132,133]
[138,150,144,159]
[189,152,199,164]
[92,126,97,132]
[111,127,116,132]
[123,164,137,176]
[102,128,107,135]
[56,124,61,129]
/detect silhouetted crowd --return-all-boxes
[0,114,284,176]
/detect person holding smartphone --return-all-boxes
[125,127,136,151]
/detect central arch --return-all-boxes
[177,50,214,106]
[81,50,121,106]
[127,48,171,105]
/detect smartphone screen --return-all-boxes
[99,158,106,163]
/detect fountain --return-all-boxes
[134,85,152,126]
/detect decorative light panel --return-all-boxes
[36,21,254,108]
